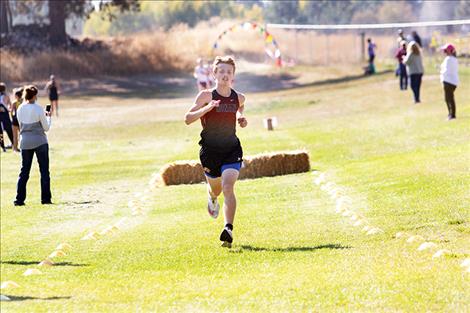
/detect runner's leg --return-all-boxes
[221,168,239,225]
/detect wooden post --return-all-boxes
[295,30,298,62]
[309,31,313,64]
[267,118,273,131]
[326,34,330,65]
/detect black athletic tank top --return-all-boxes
[49,82,58,98]
[199,89,240,151]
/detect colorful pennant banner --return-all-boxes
[212,22,282,67]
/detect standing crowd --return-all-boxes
[369,29,459,121]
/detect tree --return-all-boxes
[0,0,12,34]
[454,0,470,19]
[377,1,414,23]
[264,0,300,24]
[49,1,67,46]
[48,0,139,46]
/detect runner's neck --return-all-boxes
[215,85,231,97]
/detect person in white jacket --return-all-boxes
[440,43,459,120]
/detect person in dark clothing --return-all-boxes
[366,38,377,74]
[15,85,52,206]
[411,31,422,48]
[11,87,24,152]
[395,41,408,90]
[45,75,60,117]
[184,56,248,248]
[0,82,14,150]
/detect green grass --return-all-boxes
[1,65,469,312]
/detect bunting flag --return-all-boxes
[212,22,282,67]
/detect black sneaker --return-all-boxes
[220,227,233,248]
[14,201,25,206]
[42,200,53,205]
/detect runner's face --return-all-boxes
[214,63,234,87]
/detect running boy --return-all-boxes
[184,56,247,248]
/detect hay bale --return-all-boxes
[240,150,310,179]
[159,160,205,186]
[158,150,310,186]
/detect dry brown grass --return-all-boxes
[0,20,234,82]
[2,19,468,82]
[1,34,192,82]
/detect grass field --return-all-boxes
[1,63,469,312]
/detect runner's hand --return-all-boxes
[238,116,247,128]
[207,100,220,110]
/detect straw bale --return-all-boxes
[158,150,310,186]
[159,160,205,186]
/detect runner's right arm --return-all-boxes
[184,90,219,125]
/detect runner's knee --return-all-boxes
[222,182,234,196]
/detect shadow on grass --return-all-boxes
[1,260,89,267]
[59,73,196,99]
[239,243,350,252]
[59,69,393,100]
[62,200,100,205]
[1,294,71,302]
[232,70,393,93]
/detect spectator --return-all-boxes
[11,87,24,152]
[45,75,60,117]
[14,85,52,206]
[194,58,210,91]
[395,41,408,90]
[440,43,459,120]
[0,82,14,150]
[404,41,424,104]
[367,38,377,74]
[411,31,422,48]
[397,29,406,48]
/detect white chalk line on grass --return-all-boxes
[311,171,470,275]
[0,172,161,300]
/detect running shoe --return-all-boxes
[207,197,220,219]
[220,227,233,248]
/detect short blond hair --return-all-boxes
[213,56,236,73]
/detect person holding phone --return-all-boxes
[184,56,248,248]
[14,85,52,206]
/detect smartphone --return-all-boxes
[45,104,51,112]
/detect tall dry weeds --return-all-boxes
[1,20,468,83]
